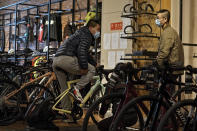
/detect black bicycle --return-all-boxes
[82,62,159,131]
[110,65,197,131]
[157,66,197,131]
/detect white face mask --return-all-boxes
[94,31,100,39]
[155,19,161,27]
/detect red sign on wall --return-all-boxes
[110,22,123,31]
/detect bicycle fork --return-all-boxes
[192,108,197,131]
[185,98,197,131]
[183,106,195,130]
[169,99,187,127]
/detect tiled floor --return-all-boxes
[0,108,98,131]
[0,115,99,131]
[0,120,95,131]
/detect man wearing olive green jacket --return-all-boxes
[155,9,184,94]
[155,9,184,71]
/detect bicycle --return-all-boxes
[111,65,197,131]
[157,97,197,131]
[157,66,197,131]
[82,62,157,131]
[24,65,112,123]
[0,61,60,125]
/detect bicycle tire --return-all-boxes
[157,99,197,131]
[22,84,55,121]
[25,67,61,98]
[82,93,125,131]
[0,79,21,126]
[18,68,54,111]
[111,95,177,131]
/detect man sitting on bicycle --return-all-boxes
[52,19,100,111]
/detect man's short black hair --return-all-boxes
[157,9,170,23]
[86,19,100,27]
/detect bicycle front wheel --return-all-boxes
[82,93,125,131]
[157,99,197,131]
[111,95,177,131]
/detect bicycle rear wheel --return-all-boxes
[158,99,197,131]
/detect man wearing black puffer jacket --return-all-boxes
[52,19,100,112]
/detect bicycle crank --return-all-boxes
[71,101,83,121]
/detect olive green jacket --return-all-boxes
[157,25,184,71]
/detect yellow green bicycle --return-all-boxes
[24,65,112,123]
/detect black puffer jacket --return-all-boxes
[55,26,94,69]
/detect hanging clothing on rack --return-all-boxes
[43,14,62,42]
[28,17,35,42]
[38,18,45,42]
[20,16,35,43]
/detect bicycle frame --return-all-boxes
[52,75,105,114]
[4,71,56,106]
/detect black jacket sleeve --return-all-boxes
[77,32,92,69]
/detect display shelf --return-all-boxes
[121,11,157,18]
[120,33,160,40]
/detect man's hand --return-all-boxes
[80,69,88,75]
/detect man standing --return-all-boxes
[155,9,184,94]
[53,19,100,111]
[155,9,184,71]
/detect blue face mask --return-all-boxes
[94,31,100,39]
[155,19,161,27]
